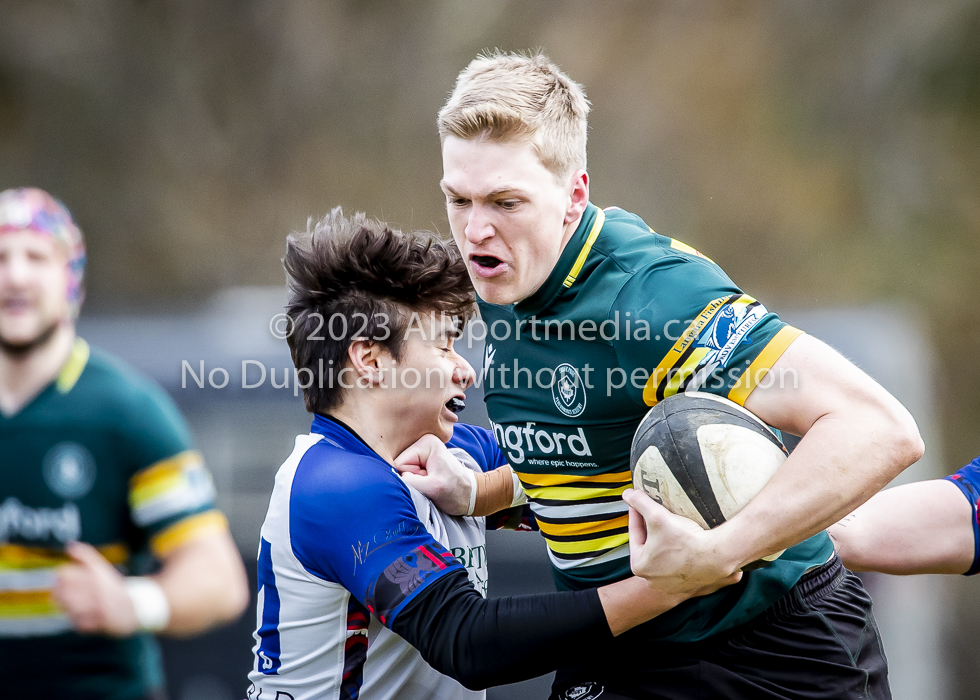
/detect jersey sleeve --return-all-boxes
[944,456,980,576]
[122,376,225,559]
[610,254,803,407]
[287,446,466,627]
[447,423,507,472]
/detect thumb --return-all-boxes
[400,471,426,490]
[623,488,674,542]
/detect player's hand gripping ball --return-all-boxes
[630,391,788,566]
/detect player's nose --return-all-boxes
[463,205,494,245]
[454,356,476,390]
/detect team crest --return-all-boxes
[42,442,96,500]
[552,363,586,417]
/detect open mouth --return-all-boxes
[471,255,503,269]
[445,397,465,414]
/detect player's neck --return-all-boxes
[328,396,422,465]
[0,322,76,417]
[327,403,396,464]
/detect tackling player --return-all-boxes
[829,456,980,576]
[404,51,924,699]
[244,209,735,700]
[0,187,249,699]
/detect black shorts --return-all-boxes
[551,556,889,700]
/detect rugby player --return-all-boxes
[0,187,249,699]
[244,209,735,700]
[829,456,980,576]
[401,51,924,699]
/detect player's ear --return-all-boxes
[347,338,386,385]
[564,169,589,224]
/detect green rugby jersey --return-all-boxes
[0,338,228,699]
[478,203,833,643]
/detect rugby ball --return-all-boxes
[630,391,787,563]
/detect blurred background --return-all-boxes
[1,1,978,698]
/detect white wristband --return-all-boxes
[125,577,171,632]
[465,468,478,517]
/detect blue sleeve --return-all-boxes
[447,423,507,472]
[944,457,980,576]
[288,443,465,626]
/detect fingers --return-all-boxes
[394,434,445,473]
[54,563,103,633]
[65,541,107,568]
[622,488,666,524]
[399,471,425,491]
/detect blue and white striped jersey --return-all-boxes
[246,415,505,700]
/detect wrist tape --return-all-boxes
[125,577,171,632]
[471,466,521,517]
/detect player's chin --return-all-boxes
[435,410,458,440]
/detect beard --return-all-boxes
[0,319,61,357]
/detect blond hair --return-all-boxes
[438,51,590,179]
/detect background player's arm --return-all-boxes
[829,479,975,575]
[628,334,923,588]
[54,529,249,637]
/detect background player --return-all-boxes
[245,209,735,700]
[829,455,980,576]
[405,51,925,699]
[0,187,249,699]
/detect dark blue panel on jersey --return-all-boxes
[255,537,282,675]
[447,423,507,472]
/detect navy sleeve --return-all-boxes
[448,423,507,472]
[392,568,610,689]
[288,443,465,626]
[944,456,980,576]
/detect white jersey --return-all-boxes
[246,417,504,700]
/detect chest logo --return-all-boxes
[42,442,96,500]
[552,363,586,417]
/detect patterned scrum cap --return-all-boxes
[0,187,87,317]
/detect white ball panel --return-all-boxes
[695,423,787,519]
[633,445,709,530]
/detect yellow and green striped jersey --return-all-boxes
[0,338,228,698]
[478,203,833,643]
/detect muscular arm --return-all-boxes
[152,530,250,636]
[628,334,924,590]
[829,479,975,575]
[54,530,249,637]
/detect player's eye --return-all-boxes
[497,199,519,210]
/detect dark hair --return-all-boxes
[283,207,475,414]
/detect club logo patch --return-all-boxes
[42,442,96,500]
[552,363,586,417]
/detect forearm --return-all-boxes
[598,575,690,636]
[393,569,611,689]
[711,412,921,569]
[717,334,925,570]
[153,532,250,637]
[830,479,975,575]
